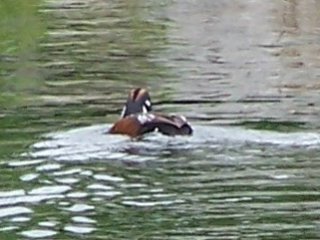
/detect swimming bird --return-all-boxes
[109,88,193,137]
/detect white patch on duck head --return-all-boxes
[145,99,151,108]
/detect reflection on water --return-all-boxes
[1,0,320,239]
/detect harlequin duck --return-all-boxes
[109,88,192,137]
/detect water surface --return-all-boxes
[1,0,320,239]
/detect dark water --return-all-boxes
[1,0,320,239]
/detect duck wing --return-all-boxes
[138,113,192,136]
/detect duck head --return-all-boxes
[120,88,152,118]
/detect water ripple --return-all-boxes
[0,206,33,218]
[26,124,320,164]
[64,225,96,234]
[20,229,57,238]
[64,203,95,213]
[29,185,71,195]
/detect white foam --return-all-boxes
[24,124,320,163]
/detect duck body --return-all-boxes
[109,88,192,138]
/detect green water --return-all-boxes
[1,0,320,239]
